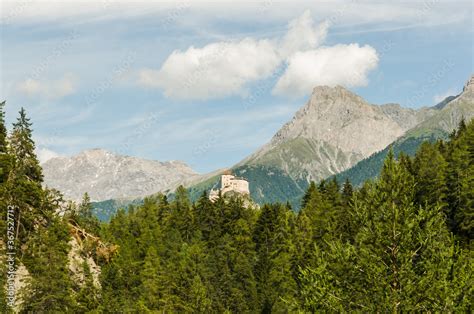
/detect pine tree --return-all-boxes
[21,218,76,312]
[296,150,471,312]
[412,142,448,209]
[254,204,296,312]
[301,178,346,244]
[301,181,316,208]
[9,107,42,183]
[0,101,14,238]
[205,197,258,312]
[342,178,353,204]
[349,152,461,311]
[195,191,217,242]
[169,186,195,242]
[0,101,8,154]
[75,192,100,234]
[139,246,163,309]
[75,261,100,312]
[445,119,474,240]
[7,108,44,243]
[291,210,313,282]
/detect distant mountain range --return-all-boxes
[188,75,473,208]
[42,148,199,202]
[43,75,474,216]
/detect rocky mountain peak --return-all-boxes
[463,74,474,93]
[459,75,474,103]
[303,85,367,114]
[79,148,114,160]
[240,84,439,184]
[268,85,411,157]
[311,85,365,101]
[82,148,110,155]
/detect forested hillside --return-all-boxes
[334,133,445,186]
[97,118,473,312]
[1,103,472,312]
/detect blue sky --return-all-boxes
[1,0,472,173]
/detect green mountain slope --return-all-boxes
[335,79,474,186]
[187,164,306,209]
[333,132,447,187]
[92,198,143,221]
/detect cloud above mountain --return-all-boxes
[279,11,329,58]
[273,44,379,97]
[137,10,378,100]
[138,39,281,100]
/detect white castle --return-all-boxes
[209,172,250,202]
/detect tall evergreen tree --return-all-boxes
[0,101,14,223]
[75,261,100,312]
[21,217,76,312]
[412,142,448,209]
[0,101,8,154]
[301,181,316,208]
[75,192,101,234]
[254,204,296,312]
[296,150,471,312]
[9,107,42,183]
[342,178,353,204]
[445,120,474,240]
[7,108,44,243]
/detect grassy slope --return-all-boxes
[245,137,361,181]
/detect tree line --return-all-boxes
[0,103,472,312]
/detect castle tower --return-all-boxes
[209,172,250,202]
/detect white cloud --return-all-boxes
[138,11,331,100]
[280,10,329,58]
[1,0,469,29]
[16,78,41,95]
[37,147,61,164]
[16,73,77,99]
[138,38,281,100]
[273,44,379,97]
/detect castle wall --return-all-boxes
[209,174,250,202]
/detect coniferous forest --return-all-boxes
[0,102,473,312]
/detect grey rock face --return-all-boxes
[42,149,198,202]
[379,103,435,130]
[241,85,436,182]
[272,86,435,157]
[406,75,474,135]
[463,75,474,93]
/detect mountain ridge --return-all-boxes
[239,85,437,182]
[334,74,474,186]
[42,148,199,202]
[50,75,473,215]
